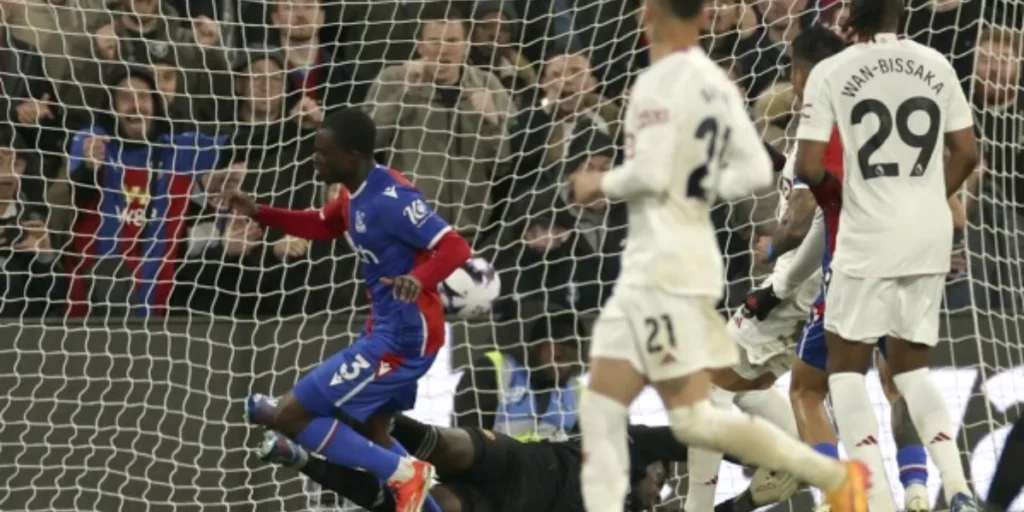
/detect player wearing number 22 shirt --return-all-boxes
[233,108,471,512]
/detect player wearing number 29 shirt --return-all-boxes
[569,3,870,511]
[794,0,980,509]
[227,108,471,512]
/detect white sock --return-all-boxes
[735,388,798,437]
[684,386,735,512]
[893,368,972,501]
[580,391,631,512]
[829,372,899,512]
[667,400,848,493]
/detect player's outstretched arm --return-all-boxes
[765,188,816,262]
[771,209,826,300]
[220,189,347,240]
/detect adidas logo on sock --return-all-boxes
[855,435,878,447]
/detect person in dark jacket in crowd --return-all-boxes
[173,46,330,317]
[0,127,66,317]
[468,1,540,112]
[453,308,584,442]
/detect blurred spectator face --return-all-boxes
[417,19,469,85]
[113,76,155,140]
[975,37,1020,105]
[471,12,512,59]
[705,0,740,35]
[533,337,582,385]
[524,223,569,252]
[238,58,288,119]
[273,0,323,43]
[763,0,807,26]
[542,54,597,115]
[123,0,158,16]
[94,24,118,61]
[0,148,24,201]
[153,64,178,100]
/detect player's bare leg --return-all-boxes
[789,359,841,512]
[643,367,867,512]
[884,336,976,510]
[877,350,931,512]
[685,368,799,512]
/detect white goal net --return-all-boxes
[0,0,1021,511]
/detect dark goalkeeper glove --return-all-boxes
[742,285,783,321]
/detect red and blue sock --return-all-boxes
[295,418,401,482]
[897,445,929,488]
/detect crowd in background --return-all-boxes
[0,0,1019,321]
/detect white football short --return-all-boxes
[728,278,819,380]
[824,269,944,346]
[589,286,738,382]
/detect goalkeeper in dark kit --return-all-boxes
[255,414,800,511]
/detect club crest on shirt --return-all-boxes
[354,210,366,233]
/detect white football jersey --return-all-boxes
[796,33,974,278]
[601,47,773,296]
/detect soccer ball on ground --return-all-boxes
[439,257,501,319]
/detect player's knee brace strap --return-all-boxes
[667,400,717,446]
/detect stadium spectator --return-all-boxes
[508,52,621,204]
[64,65,222,316]
[210,46,329,316]
[74,0,231,128]
[0,127,65,317]
[569,0,645,99]
[170,163,264,316]
[702,0,759,58]
[521,130,626,306]
[468,1,538,112]
[270,0,355,117]
[0,3,79,184]
[480,135,619,316]
[364,1,511,240]
[962,24,1023,310]
[738,0,819,99]
[453,310,583,441]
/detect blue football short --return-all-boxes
[797,294,887,371]
[292,334,437,423]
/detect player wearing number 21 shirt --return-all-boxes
[226,108,472,512]
[794,2,980,509]
[568,1,869,510]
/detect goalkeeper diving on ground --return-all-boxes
[254,413,802,512]
[222,108,472,512]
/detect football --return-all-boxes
[439,257,501,319]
